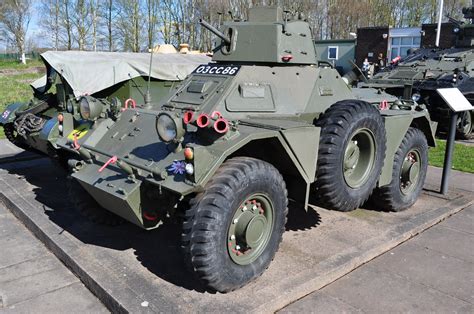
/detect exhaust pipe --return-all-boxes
[211,110,222,119]
[196,113,210,128]
[68,159,84,171]
[183,111,195,124]
[214,118,229,134]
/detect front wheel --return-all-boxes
[370,127,428,211]
[3,123,28,150]
[456,110,473,139]
[181,157,288,292]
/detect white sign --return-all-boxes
[436,88,473,112]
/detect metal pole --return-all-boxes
[436,0,444,47]
[440,111,458,194]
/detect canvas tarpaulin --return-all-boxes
[31,51,211,97]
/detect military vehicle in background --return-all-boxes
[361,5,474,139]
[56,7,436,292]
[0,51,210,159]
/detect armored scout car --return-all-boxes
[361,6,474,138]
[57,7,437,292]
[0,51,210,158]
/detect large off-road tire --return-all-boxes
[456,110,473,140]
[67,177,124,226]
[3,123,28,150]
[314,100,386,212]
[370,127,428,212]
[181,157,288,292]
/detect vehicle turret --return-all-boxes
[202,6,317,64]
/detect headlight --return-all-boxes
[411,93,421,102]
[79,96,103,120]
[156,113,185,142]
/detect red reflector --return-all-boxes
[143,212,158,221]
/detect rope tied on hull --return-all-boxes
[14,113,47,139]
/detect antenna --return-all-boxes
[145,47,153,109]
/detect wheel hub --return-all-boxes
[458,111,472,135]
[343,129,376,188]
[400,151,420,194]
[344,141,360,171]
[228,195,274,265]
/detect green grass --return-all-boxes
[429,139,474,173]
[0,61,44,138]
[0,58,43,70]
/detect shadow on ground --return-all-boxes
[0,156,321,293]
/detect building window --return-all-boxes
[328,46,338,60]
[389,36,421,60]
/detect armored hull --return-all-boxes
[55,7,436,292]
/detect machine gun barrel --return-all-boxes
[199,19,231,45]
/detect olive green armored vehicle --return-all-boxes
[0,51,210,158]
[57,7,436,292]
[361,6,474,138]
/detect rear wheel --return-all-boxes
[67,177,124,226]
[181,157,288,292]
[370,127,428,211]
[314,100,386,212]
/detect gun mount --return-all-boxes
[200,7,317,64]
[199,19,231,45]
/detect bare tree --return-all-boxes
[0,0,32,63]
[103,0,115,51]
[70,0,91,50]
[39,0,61,50]
[62,0,73,49]
[146,0,159,50]
[116,0,143,52]
[90,0,99,51]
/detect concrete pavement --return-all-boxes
[0,139,472,313]
[281,204,474,313]
[0,203,107,312]
[282,169,474,313]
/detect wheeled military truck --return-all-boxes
[361,6,474,139]
[56,7,436,292]
[0,51,210,158]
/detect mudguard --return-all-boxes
[0,102,27,125]
[378,110,437,186]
